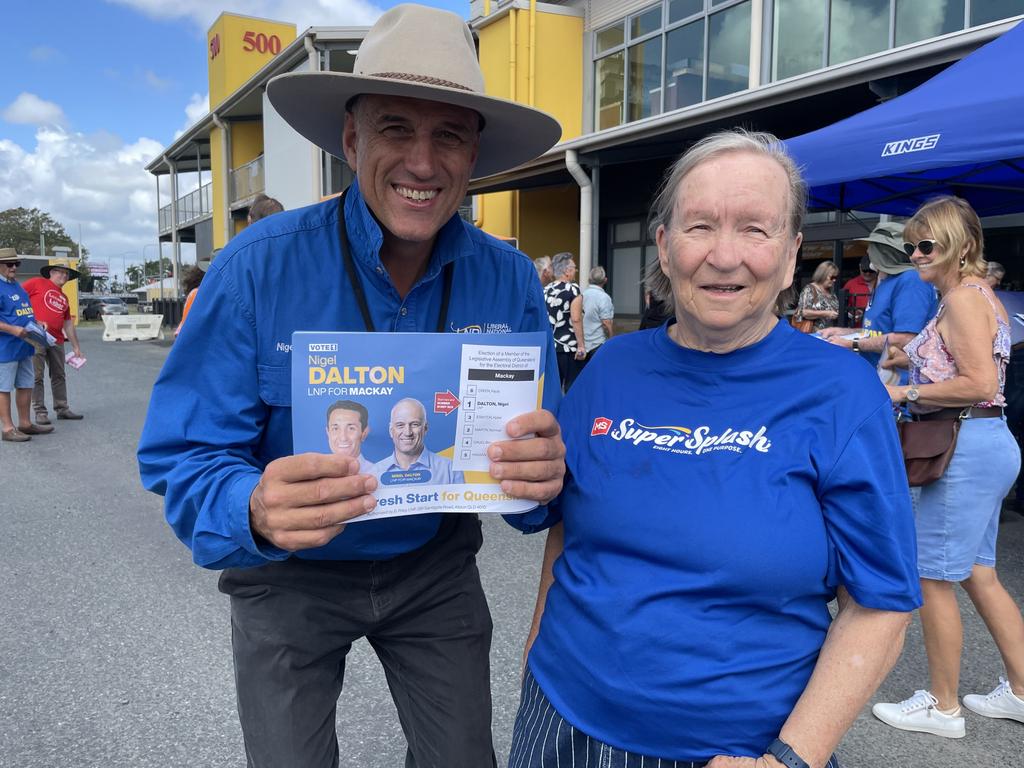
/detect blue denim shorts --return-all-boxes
[509,667,840,768]
[0,357,33,392]
[912,416,1021,581]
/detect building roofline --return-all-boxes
[146,25,369,174]
[471,18,1020,193]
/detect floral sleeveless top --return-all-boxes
[905,282,1010,409]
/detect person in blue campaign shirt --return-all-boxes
[137,7,564,768]
[509,131,921,768]
[0,249,55,442]
[371,397,465,485]
[820,222,938,384]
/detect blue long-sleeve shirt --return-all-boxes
[138,182,560,569]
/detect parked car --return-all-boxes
[82,297,129,320]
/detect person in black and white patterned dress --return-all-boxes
[544,252,582,391]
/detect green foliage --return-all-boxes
[0,207,85,257]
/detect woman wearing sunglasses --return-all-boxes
[873,196,1024,737]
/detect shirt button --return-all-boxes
[400,307,408,316]
[376,267,384,274]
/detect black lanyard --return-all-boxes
[337,188,453,333]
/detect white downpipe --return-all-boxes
[565,149,592,290]
[162,154,181,297]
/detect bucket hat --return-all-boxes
[41,259,81,280]
[856,222,914,275]
[266,3,562,180]
[0,247,19,264]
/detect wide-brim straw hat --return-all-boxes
[41,260,81,280]
[0,247,19,264]
[266,3,562,180]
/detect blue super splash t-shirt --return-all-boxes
[0,276,35,362]
[528,319,921,761]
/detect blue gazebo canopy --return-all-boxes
[786,22,1024,216]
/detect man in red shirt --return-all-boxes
[23,261,84,424]
[842,255,877,328]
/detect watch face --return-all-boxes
[907,388,920,402]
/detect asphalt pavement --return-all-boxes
[1,325,1022,767]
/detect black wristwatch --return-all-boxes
[851,337,861,353]
[767,738,810,768]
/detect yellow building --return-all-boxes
[149,2,1024,314]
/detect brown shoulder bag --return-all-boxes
[897,418,961,487]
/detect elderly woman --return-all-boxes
[795,261,839,331]
[507,130,921,768]
[873,196,1024,737]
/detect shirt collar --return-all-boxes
[342,180,473,284]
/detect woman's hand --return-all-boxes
[881,344,909,370]
[885,384,906,404]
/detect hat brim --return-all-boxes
[41,265,81,280]
[267,71,562,180]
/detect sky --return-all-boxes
[0,0,467,279]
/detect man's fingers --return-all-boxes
[260,471,377,510]
[264,452,360,484]
[503,409,560,439]
[497,478,563,504]
[489,434,565,464]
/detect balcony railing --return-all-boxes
[230,155,265,203]
[158,182,212,234]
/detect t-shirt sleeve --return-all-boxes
[890,279,937,334]
[819,398,922,612]
[599,295,614,320]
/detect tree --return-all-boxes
[125,264,144,289]
[0,206,96,289]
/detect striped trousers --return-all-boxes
[508,667,841,768]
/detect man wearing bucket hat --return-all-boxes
[821,222,938,382]
[0,248,55,441]
[24,260,84,424]
[138,5,564,767]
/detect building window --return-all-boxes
[593,0,751,130]
[773,0,1023,82]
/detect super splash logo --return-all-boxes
[593,417,771,456]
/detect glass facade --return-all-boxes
[772,0,1024,80]
[593,0,751,130]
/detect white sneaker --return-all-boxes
[963,678,1024,724]
[872,690,966,738]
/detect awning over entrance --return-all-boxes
[786,21,1024,216]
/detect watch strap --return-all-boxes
[767,738,810,768]
[851,337,860,353]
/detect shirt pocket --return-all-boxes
[256,364,291,408]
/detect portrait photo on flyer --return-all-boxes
[291,330,549,522]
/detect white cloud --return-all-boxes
[29,45,60,62]
[0,122,171,265]
[143,69,175,90]
[172,92,210,140]
[2,93,67,128]
[107,0,384,33]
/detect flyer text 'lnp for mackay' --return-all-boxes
[307,354,405,396]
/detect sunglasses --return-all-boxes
[1,261,20,267]
[903,240,938,257]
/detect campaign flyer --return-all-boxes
[291,331,547,522]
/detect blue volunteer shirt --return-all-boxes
[528,319,921,761]
[138,182,559,569]
[0,275,35,362]
[862,270,937,374]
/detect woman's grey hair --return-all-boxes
[988,261,1005,279]
[589,266,607,284]
[643,129,807,304]
[551,252,576,279]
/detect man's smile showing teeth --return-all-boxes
[394,185,438,201]
[704,284,743,292]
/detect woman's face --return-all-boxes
[822,271,837,290]
[906,231,954,286]
[656,151,802,344]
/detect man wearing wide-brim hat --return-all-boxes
[821,221,938,382]
[0,248,56,441]
[138,5,565,767]
[23,260,85,424]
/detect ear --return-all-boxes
[361,427,370,440]
[342,111,359,172]
[655,224,671,279]
[781,232,802,291]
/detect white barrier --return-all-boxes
[102,314,165,342]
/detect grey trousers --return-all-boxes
[32,343,68,415]
[218,515,498,768]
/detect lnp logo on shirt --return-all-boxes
[450,322,513,334]
[593,417,772,456]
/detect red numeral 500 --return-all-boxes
[242,31,282,55]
